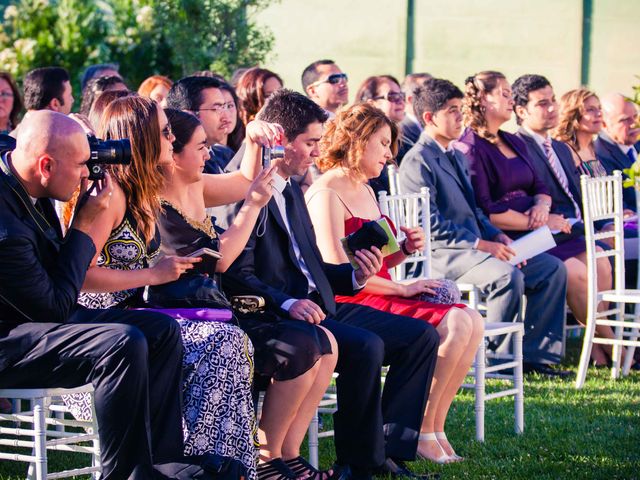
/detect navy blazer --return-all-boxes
[0,155,96,373]
[595,131,638,210]
[397,115,423,164]
[398,131,501,279]
[516,128,583,218]
[224,181,356,316]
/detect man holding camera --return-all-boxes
[225,89,439,480]
[0,111,210,479]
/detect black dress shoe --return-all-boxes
[523,362,574,378]
[330,463,372,480]
[373,458,440,479]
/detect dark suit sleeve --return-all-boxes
[0,228,95,324]
[322,262,357,296]
[225,228,296,311]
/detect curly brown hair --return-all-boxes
[462,71,506,144]
[552,88,599,150]
[318,103,398,178]
[99,96,164,245]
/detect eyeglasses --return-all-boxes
[373,92,406,104]
[161,123,173,140]
[309,73,349,88]
[0,91,14,99]
[197,102,236,113]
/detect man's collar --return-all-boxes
[523,125,550,147]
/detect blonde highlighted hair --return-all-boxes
[99,96,164,244]
[462,71,506,144]
[317,103,398,178]
[552,87,599,150]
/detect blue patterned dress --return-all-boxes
[66,210,258,480]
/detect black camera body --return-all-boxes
[0,133,130,181]
[86,135,132,180]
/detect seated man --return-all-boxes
[397,72,432,163]
[225,89,439,480]
[301,59,349,118]
[596,92,640,211]
[399,78,569,376]
[0,111,211,479]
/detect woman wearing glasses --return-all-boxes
[354,75,406,194]
[65,95,282,479]
[0,71,22,134]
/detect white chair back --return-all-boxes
[581,171,626,294]
[378,187,431,281]
[387,164,401,195]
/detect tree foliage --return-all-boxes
[0,0,275,92]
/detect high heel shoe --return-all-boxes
[434,432,463,462]
[416,433,452,464]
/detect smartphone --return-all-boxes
[186,247,223,260]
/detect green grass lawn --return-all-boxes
[1,338,639,479]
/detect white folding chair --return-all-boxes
[0,384,101,479]
[378,187,524,442]
[575,171,640,388]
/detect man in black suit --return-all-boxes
[0,111,210,479]
[225,90,439,480]
[399,78,568,376]
[596,92,640,211]
[397,73,432,164]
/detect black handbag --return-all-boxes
[147,273,232,310]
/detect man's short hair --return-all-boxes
[413,78,463,127]
[301,59,335,92]
[23,67,70,110]
[401,72,433,95]
[166,76,224,111]
[512,74,551,125]
[257,89,328,140]
[80,63,120,92]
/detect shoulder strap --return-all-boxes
[306,188,358,218]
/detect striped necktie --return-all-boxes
[542,138,582,220]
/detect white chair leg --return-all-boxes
[611,308,624,379]
[474,340,485,442]
[576,309,598,389]
[307,410,319,469]
[622,305,640,376]
[514,328,524,435]
[33,397,47,480]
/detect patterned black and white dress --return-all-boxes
[66,209,258,480]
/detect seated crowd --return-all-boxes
[0,58,638,480]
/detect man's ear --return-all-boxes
[305,85,316,99]
[47,98,62,112]
[514,105,527,123]
[37,154,54,182]
[422,111,433,126]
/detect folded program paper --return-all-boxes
[508,225,557,265]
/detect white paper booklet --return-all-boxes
[508,225,557,265]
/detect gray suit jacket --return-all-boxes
[516,128,583,218]
[398,131,501,279]
[595,130,637,210]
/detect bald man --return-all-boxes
[595,93,640,210]
[0,111,193,479]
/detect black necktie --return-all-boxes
[282,184,336,314]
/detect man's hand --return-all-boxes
[477,237,515,262]
[72,172,114,235]
[353,246,384,284]
[245,120,284,148]
[289,299,326,324]
[399,226,425,254]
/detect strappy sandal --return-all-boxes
[416,433,452,464]
[257,458,298,480]
[435,431,464,462]
[285,456,333,480]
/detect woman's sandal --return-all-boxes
[435,431,464,462]
[417,432,452,464]
[285,456,333,480]
[257,458,298,480]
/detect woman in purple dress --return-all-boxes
[456,71,615,366]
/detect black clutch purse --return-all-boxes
[346,220,390,253]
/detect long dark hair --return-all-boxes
[164,108,202,154]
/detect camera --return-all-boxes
[86,135,132,180]
[261,145,285,168]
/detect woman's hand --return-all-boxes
[400,226,425,255]
[245,120,284,147]
[353,247,384,285]
[547,213,572,233]
[245,165,277,208]
[400,279,442,298]
[149,255,201,285]
[526,203,550,229]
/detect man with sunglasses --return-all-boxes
[167,76,237,174]
[302,59,349,118]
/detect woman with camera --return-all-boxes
[305,103,484,464]
[67,95,282,480]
